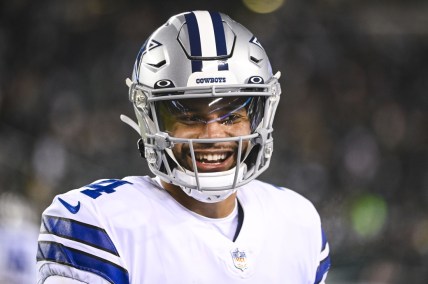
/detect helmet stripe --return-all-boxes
[185,11,229,73]
[210,11,229,71]
[184,12,203,72]
[209,11,227,57]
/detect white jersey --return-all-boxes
[37,176,330,283]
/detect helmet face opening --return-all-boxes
[154,96,262,173]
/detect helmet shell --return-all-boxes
[132,11,273,90]
[126,11,281,203]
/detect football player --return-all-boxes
[37,11,330,283]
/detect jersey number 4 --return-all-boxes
[81,179,132,199]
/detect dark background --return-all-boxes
[0,0,427,282]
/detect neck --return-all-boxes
[161,180,237,218]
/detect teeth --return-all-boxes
[195,153,227,162]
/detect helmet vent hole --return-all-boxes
[147,60,167,68]
[250,56,261,64]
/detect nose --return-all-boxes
[198,121,227,139]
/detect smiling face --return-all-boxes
[157,97,252,173]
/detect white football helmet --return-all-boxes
[123,11,281,203]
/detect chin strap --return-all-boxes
[120,114,146,158]
[120,114,141,135]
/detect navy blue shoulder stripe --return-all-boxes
[184,12,202,72]
[314,229,331,283]
[314,255,331,284]
[37,241,129,284]
[41,215,119,256]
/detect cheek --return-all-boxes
[232,121,251,136]
[172,143,183,156]
[171,144,192,170]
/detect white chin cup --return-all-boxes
[172,164,247,203]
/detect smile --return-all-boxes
[195,153,229,163]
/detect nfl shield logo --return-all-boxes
[230,248,248,271]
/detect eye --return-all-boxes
[221,114,242,125]
[178,114,204,125]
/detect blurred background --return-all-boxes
[0,0,427,283]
